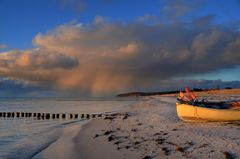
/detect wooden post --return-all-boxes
[62,114,66,119]
[86,114,90,119]
[98,114,102,117]
[46,113,50,119]
[21,112,25,117]
[81,114,84,118]
[0,112,2,117]
[37,113,41,118]
[56,114,59,119]
[74,114,78,118]
[70,114,73,119]
[16,112,20,117]
[52,114,55,119]
[33,113,37,117]
[7,112,11,117]
[41,113,45,119]
[12,112,15,117]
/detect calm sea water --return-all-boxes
[0,97,136,159]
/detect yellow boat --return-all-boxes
[176,102,240,122]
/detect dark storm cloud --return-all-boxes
[1,0,240,96]
[155,79,240,91]
[0,20,239,95]
[0,78,59,97]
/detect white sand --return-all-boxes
[40,96,240,159]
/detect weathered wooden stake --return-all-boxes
[86,114,90,119]
[74,114,78,118]
[81,114,84,118]
[46,113,50,119]
[0,111,101,120]
[7,112,11,117]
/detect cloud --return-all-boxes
[137,14,158,23]
[193,15,215,27]
[119,42,140,54]
[0,44,7,50]
[154,79,240,92]
[0,49,79,69]
[0,78,59,97]
[59,0,86,13]
[94,15,106,25]
[0,19,240,96]
[160,0,203,21]
[0,78,239,97]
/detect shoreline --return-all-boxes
[72,117,138,159]
[38,96,240,159]
[33,120,90,159]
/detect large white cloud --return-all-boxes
[0,20,240,96]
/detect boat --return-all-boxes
[176,87,240,122]
[176,102,240,122]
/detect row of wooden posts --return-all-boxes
[0,112,102,119]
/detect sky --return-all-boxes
[0,0,240,97]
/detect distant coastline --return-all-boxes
[116,91,180,97]
[116,87,237,97]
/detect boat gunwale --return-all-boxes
[176,102,240,122]
[176,102,240,112]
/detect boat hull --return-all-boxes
[176,103,240,122]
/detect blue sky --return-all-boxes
[0,0,240,96]
[0,0,160,49]
[1,0,239,50]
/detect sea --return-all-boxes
[0,97,137,159]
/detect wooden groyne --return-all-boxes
[0,112,129,120]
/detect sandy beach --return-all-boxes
[2,1,240,158]
[36,92,240,159]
